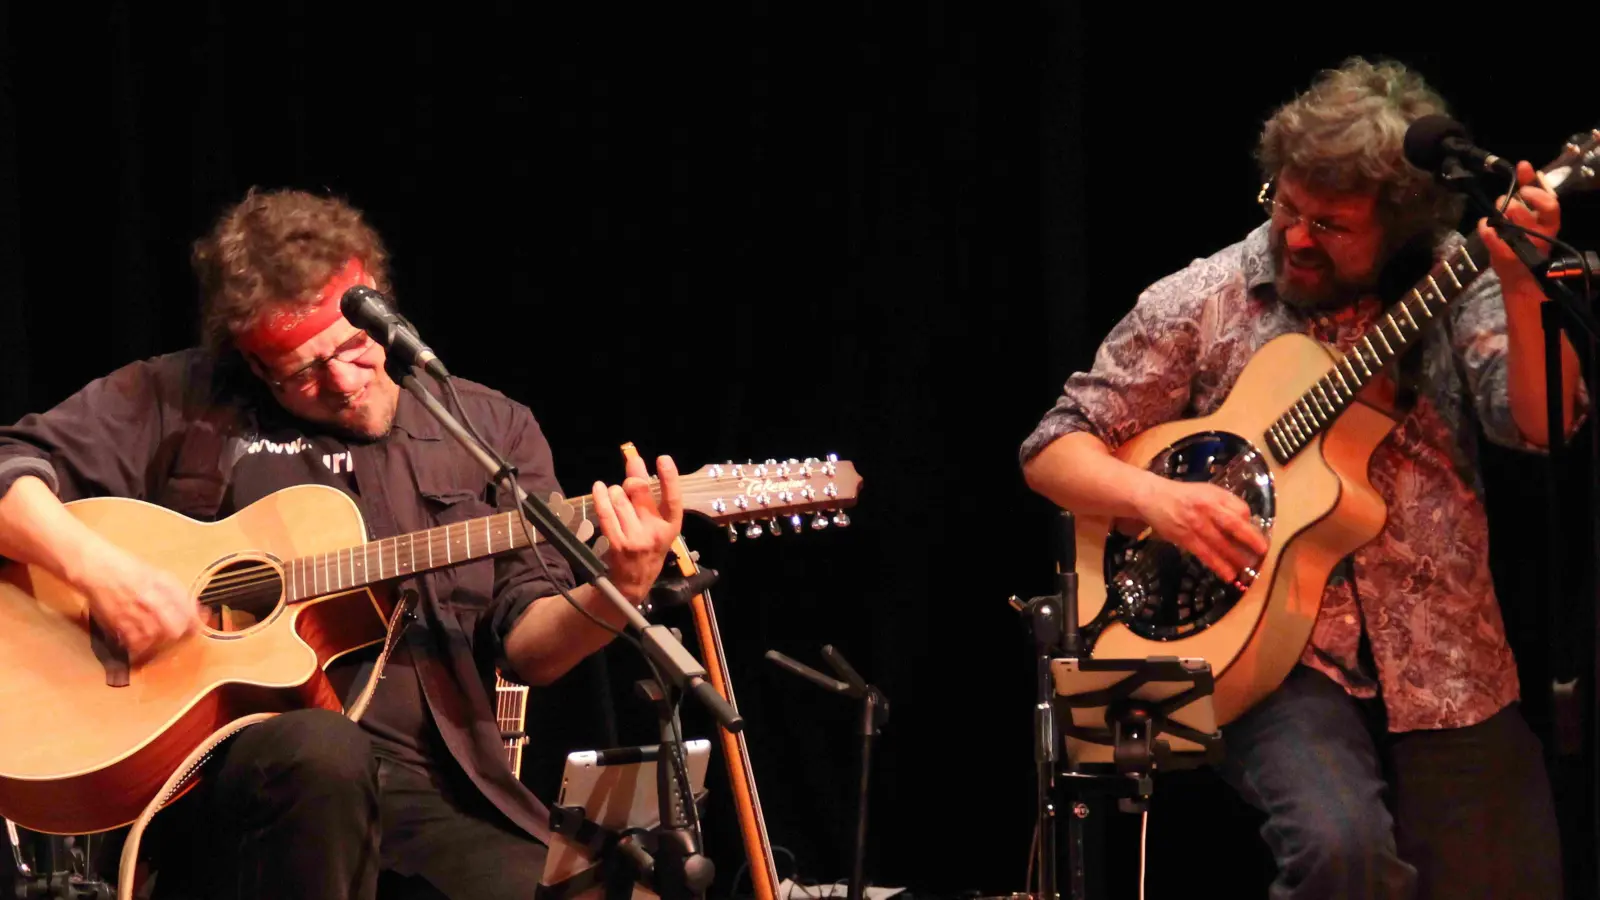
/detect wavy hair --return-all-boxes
[1257,57,1464,242]
[192,188,393,354]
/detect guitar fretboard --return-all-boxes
[1265,237,1487,463]
[282,511,539,604]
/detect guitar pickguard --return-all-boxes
[1097,431,1276,643]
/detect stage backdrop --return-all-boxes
[1,4,1594,897]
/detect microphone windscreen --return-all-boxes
[1403,114,1470,172]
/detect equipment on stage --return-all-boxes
[1014,511,1221,900]
[1067,132,1600,727]
[4,821,111,900]
[765,646,889,900]
[535,740,713,900]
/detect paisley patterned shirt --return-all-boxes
[1021,223,1543,732]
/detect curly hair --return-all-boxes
[192,188,393,354]
[1257,57,1464,242]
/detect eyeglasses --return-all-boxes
[1257,181,1357,245]
[266,331,375,393]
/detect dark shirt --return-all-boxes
[0,348,574,842]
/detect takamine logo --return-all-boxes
[739,477,807,497]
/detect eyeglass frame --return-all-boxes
[1256,179,1362,246]
[261,330,377,393]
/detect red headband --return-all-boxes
[235,258,368,358]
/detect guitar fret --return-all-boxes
[1462,253,1479,274]
[1285,415,1306,444]
[1399,301,1420,331]
[1336,356,1358,386]
[1267,425,1284,455]
[1426,275,1446,305]
[1331,367,1352,396]
[446,524,455,564]
[466,520,472,559]
[428,528,435,569]
[1314,382,1336,414]
[1374,328,1395,357]
[1442,265,1462,290]
[1361,335,1382,367]
[1384,314,1405,343]
[1295,403,1318,431]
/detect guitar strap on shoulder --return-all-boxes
[151,352,253,521]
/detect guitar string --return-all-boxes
[190,473,851,606]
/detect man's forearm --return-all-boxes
[502,582,639,686]
[1022,431,1163,520]
[0,475,109,588]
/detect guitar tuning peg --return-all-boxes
[832,511,852,528]
[745,521,765,540]
[826,453,838,463]
[810,514,830,531]
[764,458,778,466]
[768,517,782,536]
[789,513,802,531]
[727,525,738,544]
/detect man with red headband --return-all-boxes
[0,188,679,899]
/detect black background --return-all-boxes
[2,3,1597,897]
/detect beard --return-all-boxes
[1269,228,1438,314]
[1269,231,1382,312]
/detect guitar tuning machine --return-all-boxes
[727,524,738,543]
[745,521,765,540]
[768,517,782,536]
[810,513,830,531]
[788,513,802,531]
[832,510,852,528]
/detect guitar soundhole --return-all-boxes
[1104,431,1275,641]
[198,556,286,635]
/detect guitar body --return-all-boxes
[1074,334,1395,724]
[0,484,392,834]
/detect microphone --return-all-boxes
[1403,115,1516,180]
[340,286,450,380]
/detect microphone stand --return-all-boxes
[1443,157,1600,889]
[764,646,888,900]
[396,366,737,900]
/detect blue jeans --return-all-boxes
[1219,666,1562,899]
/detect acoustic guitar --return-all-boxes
[0,457,863,835]
[1071,131,1600,725]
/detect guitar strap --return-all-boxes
[149,352,252,521]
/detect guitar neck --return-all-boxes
[272,457,861,604]
[1265,237,1489,463]
[1266,134,1600,463]
[280,511,540,604]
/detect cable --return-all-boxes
[1139,809,1149,900]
